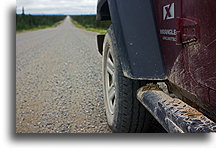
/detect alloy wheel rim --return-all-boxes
[105,49,116,114]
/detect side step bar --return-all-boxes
[137,87,216,133]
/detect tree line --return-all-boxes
[71,15,111,30]
[16,15,66,31]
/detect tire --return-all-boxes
[102,25,153,133]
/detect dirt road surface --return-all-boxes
[16,16,112,133]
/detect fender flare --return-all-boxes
[97,0,166,80]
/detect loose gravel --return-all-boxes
[16,16,112,133]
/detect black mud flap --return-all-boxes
[107,0,166,80]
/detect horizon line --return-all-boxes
[16,13,97,16]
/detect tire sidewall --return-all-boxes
[102,26,121,129]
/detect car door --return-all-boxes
[152,0,215,120]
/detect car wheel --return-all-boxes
[102,25,153,133]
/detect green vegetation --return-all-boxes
[71,15,111,34]
[16,15,65,32]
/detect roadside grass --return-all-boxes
[16,15,65,33]
[71,19,107,34]
[70,15,111,34]
[16,20,63,33]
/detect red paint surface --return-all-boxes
[152,0,215,119]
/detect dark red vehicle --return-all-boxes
[96,0,215,133]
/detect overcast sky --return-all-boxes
[16,0,98,15]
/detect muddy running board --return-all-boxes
[137,88,216,133]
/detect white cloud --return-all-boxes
[16,0,98,15]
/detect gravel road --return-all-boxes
[16,16,112,133]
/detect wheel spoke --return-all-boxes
[107,58,114,75]
[108,85,115,102]
[108,57,114,69]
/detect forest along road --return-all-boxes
[16,16,111,133]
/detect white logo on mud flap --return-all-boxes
[163,3,175,20]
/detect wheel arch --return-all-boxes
[96,0,111,21]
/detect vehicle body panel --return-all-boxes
[97,0,215,121]
[152,0,215,121]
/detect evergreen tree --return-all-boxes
[22,7,25,15]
